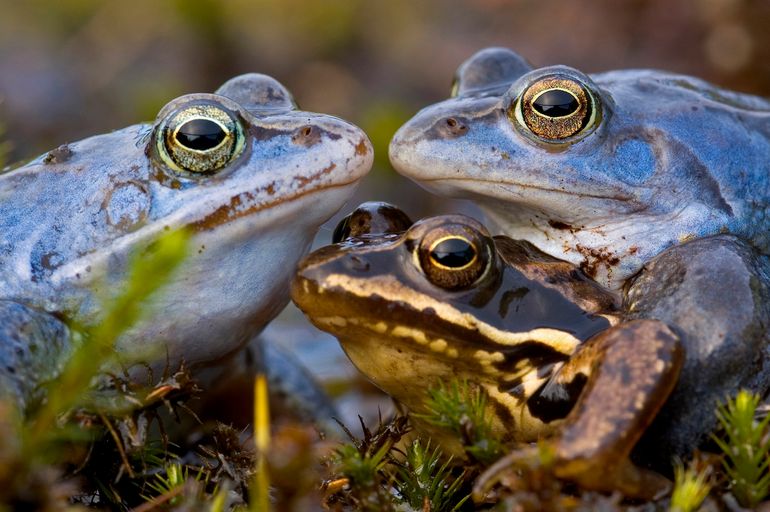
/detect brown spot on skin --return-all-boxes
[151,167,182,189]
[43,145,73,164]
[575,244,620,278]
[251,126,292,141]
[355,139,369,156]
[548,220,575,231]
[500,152,510,160]
[265,86,287,103]
[191,168,354,231]
[628,246,639,255]
[293,164,336,188]
[191,194,245,231]
[490,394,517,431]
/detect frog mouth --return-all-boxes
[190,169,362,231]
[424,176,633,203]
[292,274,578,363]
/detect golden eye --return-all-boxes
[418,228,491,290]
[513,75,596,141]
[156,103,245,175]
[332,202,413,243]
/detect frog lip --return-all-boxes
[389,129,629,204]
[292,274,575,380]
[291,275,463,352]
[417,175,634,203]
[189,170,365,232]
[187,122,373,231]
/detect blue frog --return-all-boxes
[0,73,372,411]
[390,47,770,290]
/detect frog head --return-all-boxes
[390,48,764,288]
[292,202,615,445]
[0,73,373,368]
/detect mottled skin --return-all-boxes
[291,203,682,498]
[389,47,770,289]
[627,235,770,469]
[0,73,372,409]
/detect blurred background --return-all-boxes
[1,0,769,423]
[2,0,769,204]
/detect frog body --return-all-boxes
[626,234,770,467]
[389,47,770,289]
[292,203,688,497]
[0,73,372,409]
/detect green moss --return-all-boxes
[712,389,770,508]
[414,380,504,465]
[0,121,10,170]
[670,461,711,512]
[394,439,471,511]
[25,228,190,450]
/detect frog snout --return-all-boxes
[292,249,374,304]
[314,117,373,178]
[389,123,417,176]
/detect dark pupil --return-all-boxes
[532,89,579,118]
[332,215,352,244]
[175,118,226,150]
[431,238,476,268]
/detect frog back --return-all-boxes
[593,68,770,251]
[0,126,154,312]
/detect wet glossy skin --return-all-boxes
[292,203,682,498]
[0,73,372,380]
[390,47,770,289]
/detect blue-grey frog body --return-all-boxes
[0,73,372,410]
[389,47,770,289]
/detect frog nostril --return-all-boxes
[444,117,468,137]
[345,255,370,272]
[292,125,320,146]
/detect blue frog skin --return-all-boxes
[389,47,770,290]
[0,73,372,410]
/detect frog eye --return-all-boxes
[156,102,246,174]
[418,227,491,290]
[513,75,597,141]
[332,202,414,243]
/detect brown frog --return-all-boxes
[292,202,684,498]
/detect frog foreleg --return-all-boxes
[0,300,72,413]
[475,319,682,500]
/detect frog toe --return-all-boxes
[471,444,547,503]
[554,457,671,500]
[473,443,671,502]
